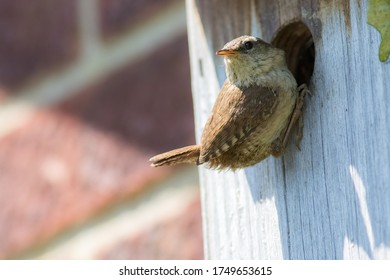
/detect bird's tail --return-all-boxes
[149,145,200,167]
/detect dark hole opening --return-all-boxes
[272,21,315,86]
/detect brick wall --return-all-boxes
[0,0,203,259]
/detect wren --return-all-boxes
[150,35,309,170]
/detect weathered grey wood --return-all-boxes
[186,0,390,259]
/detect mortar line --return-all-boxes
[78,0,102,57]
[0,1,186,137]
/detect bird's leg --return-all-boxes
[283,84,310,150]
[270,139,284,157]
[295,108,305,150]
[271,84,310,157]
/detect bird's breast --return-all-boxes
[258,89,296,143]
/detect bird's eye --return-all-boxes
[244,41,253,50]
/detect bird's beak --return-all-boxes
[216,49,239,56]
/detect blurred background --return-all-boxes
[0,0,203,259]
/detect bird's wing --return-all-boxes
[199,80,279,163]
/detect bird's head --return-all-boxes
[217,35,288,88]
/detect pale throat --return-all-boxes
[224,56,297,91]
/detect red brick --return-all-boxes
[98,197,203,259]
[0,1,79,91]
[0,87,9,102]
[99,0,180,39]
[0,110,172,259]
[0,33,195,259]
[59,32,194,154]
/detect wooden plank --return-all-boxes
[186,0,390,259]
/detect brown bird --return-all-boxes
[150,35,308,170]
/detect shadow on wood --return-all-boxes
[186,0,390,259]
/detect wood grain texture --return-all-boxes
[186,0,390,259]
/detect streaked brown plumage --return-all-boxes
[150,35,308,169]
